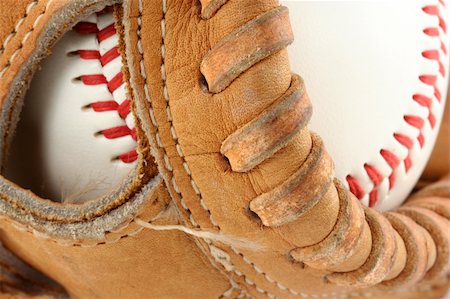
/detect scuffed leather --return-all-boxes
[0,1,30,48]
[0,0,447,298]
[0,1,231,298]
[0,242,67,298]
[124,0,450,297]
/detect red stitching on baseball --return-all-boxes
[346,175,365,200]
[364,164,383,186]
[422,49,445,76]
[380,149,400,170]
[81,74,107,85]
[101,126,132,139]
[394,133,414,149]
[97,24,116,42]
[107,72,123,93]
[346,2,447,207]
[100,47,120,66]
[404,115,425,129]
[424,27,440,37]
[404,155,412,172]
[118,99,131,118]
[428,113,437,128]
[73,9,137,164]
[441,41,448,55]
[119,149,138,163]
[78,50,101,60]
[412,94,432,108]
[368,191,377,208]
[131,128,137,140]
[423,6,447,33]
[91,101,118,112]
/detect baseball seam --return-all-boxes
[73,9,137,164]
[148,1,450,298]
[138,1,364,298]
[2,3,444,297]
[346,0,448,208]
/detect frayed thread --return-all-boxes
[134,207,265,252]
[150,200,181,222]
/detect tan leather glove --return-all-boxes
[0,1,449,298]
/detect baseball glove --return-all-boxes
[0,1,448,298]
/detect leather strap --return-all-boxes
[201,6,293,93]
[198,0,450,291]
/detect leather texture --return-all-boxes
[284,0,450,211]
[0,1,231,298]
[123,0,450,297]
[0,242,67,298]
[0,183,231,299]
[0,1,448,298]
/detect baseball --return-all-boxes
[5,9,136,204]
[5,2,449,210]
[283,0,449,210]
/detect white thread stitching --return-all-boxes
[0,4,444,297]
[137,0,449,298]
[0,1,38,56]
[135,1,354,298]
[4,172,164,247]
[135,0,277,297]
[5,216,146,247]
[0,0,54,78]
[219,287,236,298]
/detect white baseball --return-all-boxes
[282,0,450,210]
[5,10,136,204]
[5,3,449,210]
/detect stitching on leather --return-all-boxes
[218,285,237,299]
[3,175,165,247]
[73,10,138,164]
[0,1,38,56]
[239,289,254,299]
[140,1,358,298]
[135,1,281,297]
[137,1,449,298]
[155,0,321,296]
[156,0,220,229]
[135,0,196,230]
[0,2,442,297]
[3,214,148,247]
[138,1,268,295]
[0,0,52,78]
[346,0,448,207]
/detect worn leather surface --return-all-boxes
[124,0,450,297]
[0,242,67,298]
[0,1,30,48]
[124,1,337,297]
[0,183,231,299]
[0,1,230,298]
[0,0,448,298]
